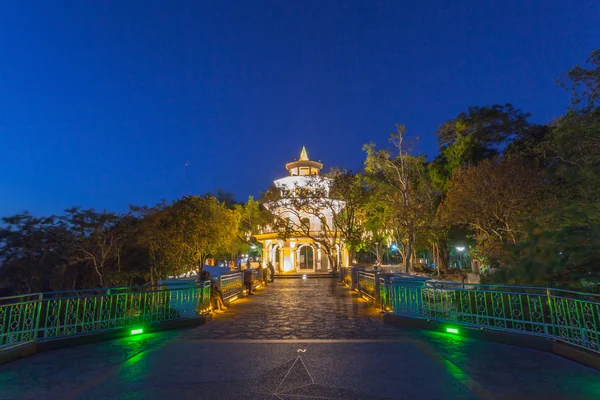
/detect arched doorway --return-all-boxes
[298,245,314,271]
[271,244,281,272]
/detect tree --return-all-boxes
[430,104,532,191]
[489,51,600,289]
[64,208,125,288]
[168,195,239,276]
[490,224,600,291]
[0,213,72,294]
[363,125,438,273]
[359,192,392,265]
[557,49,600,109]
[327,169,369,262]
[440,157,545,265]
[436,104,531,148]
[130,203,179,284]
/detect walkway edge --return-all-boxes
[383,314,600,371]
[0,314,212,366]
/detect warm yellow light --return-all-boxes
[282,261,293,272]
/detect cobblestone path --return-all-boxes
[186,277,403,340]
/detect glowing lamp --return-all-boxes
[131,328,144,335]
[446,327,459,334]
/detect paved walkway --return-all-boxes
[1,279,600,399]
[190,277,402,340]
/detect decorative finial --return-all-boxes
[299,146,309,161]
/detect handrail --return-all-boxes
[0,282,210,353]
[423,281,600,298]
[380,278,600,354]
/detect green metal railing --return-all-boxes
[1,281,210,352]
[380,278,600,354]
[0,294,42,351]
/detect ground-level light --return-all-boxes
[446,327,459,334]
[131,328,144,335]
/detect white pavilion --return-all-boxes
[254,147,349,273]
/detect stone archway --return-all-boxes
[270,243,283,272]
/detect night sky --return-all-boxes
[1,1,598,217]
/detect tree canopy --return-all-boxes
[2,49,599,294]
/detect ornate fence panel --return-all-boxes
[547,289,600,353]
[357,271,378,300]
[419,282,551,336]
[0,294,42,351]
[381,279,600,354]
[1,282,210,352]
[219,272,243,301]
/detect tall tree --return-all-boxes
[557,49,600,109]
[364,125,437,273]
[168,195,239,276]
[64,208,125,288]
[327,169,369,263]
[440,157,545,265]
[0,214,72,294]
[430,104,532,190]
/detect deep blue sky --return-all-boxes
[1,1,598,217]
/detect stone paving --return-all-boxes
[188,278,403,340]
[1,278,600,399]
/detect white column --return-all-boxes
[290,241,296,272]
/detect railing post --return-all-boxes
[373,271,381,305]
[34,294,43,342]
[546,288,555,339]
[350,266,365,291]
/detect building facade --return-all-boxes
[255,147,349,274]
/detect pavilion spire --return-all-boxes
[299,146,309,161]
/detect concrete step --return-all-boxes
[275,273,340,279]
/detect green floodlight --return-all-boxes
[131,328,144,335]
[446,327,459,334]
